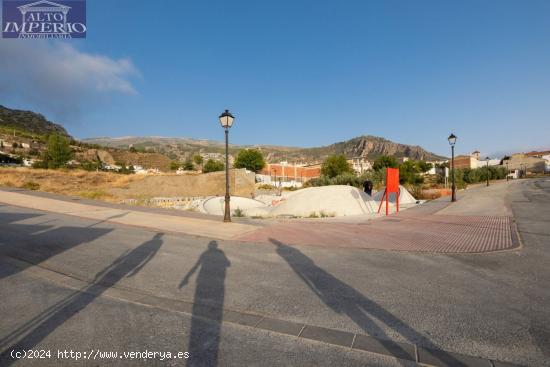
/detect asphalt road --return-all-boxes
[0,178,549,366]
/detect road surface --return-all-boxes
[0,178,548,366]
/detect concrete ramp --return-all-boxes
[201,196,268,216]
[372,185,418,205]
[247,186,379,217]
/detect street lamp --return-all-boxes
[485,156,490,186]
[519,163,523,178]
[219,109,234,222]
[448,133,457,202]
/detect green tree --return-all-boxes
[203,159,225,173]
[182,160,194,171]
[234,149,266,173]
[43,134,73,169]
[170,161,181,171]
[416,160,433,173]
[193,154,204,168]
[373,155,398,171]
[399,160,423,185]
[321,154,353,178]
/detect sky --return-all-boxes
[0,0,549,157]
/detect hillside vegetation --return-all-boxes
[0,105,70,141]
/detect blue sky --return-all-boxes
[1,0,549,157]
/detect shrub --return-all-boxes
[330,172,364,186]
[304,173,363,188]
[182,161,194,171]
[203,159,224,173]
[22,181,40,190]
[257,184,277,190]
[81,161,102,171]
[78,190,109,200]
[118,165,135,174]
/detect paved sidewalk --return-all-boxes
[237,214,518,253]
[0,182,521,253]
[0,189,259,240]
[238,182,521,252]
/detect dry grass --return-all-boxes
[0,168,145,202]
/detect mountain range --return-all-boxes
[0,104,445,163]
[83,135,446,163]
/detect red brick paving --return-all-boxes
[236,214,517,253]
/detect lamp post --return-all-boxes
[448,133,457,202]
[519,163,524,178]
[519,163,525,178]
[219,109,234,222]
[485,156,490,186]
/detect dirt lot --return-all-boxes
[0,168,256,202]
[0,168,143,201]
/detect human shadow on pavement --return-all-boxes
[270,238,465,366]
[0,212,113,280]
[0,233,164,366]
[179,241,230,367]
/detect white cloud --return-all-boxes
[0,40,140,119]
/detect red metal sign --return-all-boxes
[378,168,400,215]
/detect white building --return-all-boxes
[348,157,372,174]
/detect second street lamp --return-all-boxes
[219,109,234,222]
[485,156,490,186]
[448,133,457,202]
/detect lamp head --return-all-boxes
[447,133,457,146]
[219,109,234,128]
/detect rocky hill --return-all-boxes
[0,105,71,139]
[85,135,445,163]
[270,135,446,162]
